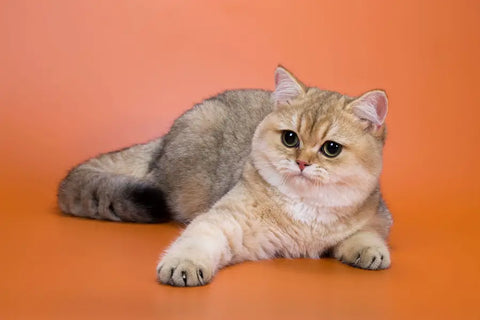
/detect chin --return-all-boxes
[285,174,321,193]
[289,172,322,185]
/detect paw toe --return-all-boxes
[337,246,390,270]
[157,259,211,287]
[356,247,383,269]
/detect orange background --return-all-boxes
[1,0,479,319]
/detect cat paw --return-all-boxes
[334,232,391,270]
[156,256,213,287]
[339,245,390,270]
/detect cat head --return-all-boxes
[251,66,388,207]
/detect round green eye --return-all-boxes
[281,130,299,148]
[321,141,342,157]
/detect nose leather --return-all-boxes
[296,160,310,171]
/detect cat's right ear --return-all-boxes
[272,66,306,108]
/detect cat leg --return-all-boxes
[156,211,247,286]
[333,230,391,270]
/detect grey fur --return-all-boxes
[58,90,274,222]
[58,139,167,222]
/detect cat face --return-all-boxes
[251,67,388,208]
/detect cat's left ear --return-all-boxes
[348,90,388,130]
[272,66,306,107]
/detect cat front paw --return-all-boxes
[157,255,213,287]
[338,245,390,270]
[334,232,391,270]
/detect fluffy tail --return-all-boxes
[57,139,170,223]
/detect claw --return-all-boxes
[197,269,204,285]
[354,254,361,265]
[166,268,176,285]
[181,271,187,286]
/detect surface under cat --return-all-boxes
[58,66,392,286]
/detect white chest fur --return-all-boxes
[278,195,369,258]
[287,199,340,225]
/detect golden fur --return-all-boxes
[157,67,392,286]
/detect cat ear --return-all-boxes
[348,90,388,128]
[273,66,306,107]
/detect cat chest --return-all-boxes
[287,201,340,226]
[278,202,359,255]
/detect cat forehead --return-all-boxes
[304,88,351,105]
[300,114,359,145]
[274,90,359,142]
[277,90,350,119]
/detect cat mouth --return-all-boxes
[291,171,329,185]
[293,172,316,182]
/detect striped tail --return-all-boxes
[57,138,170,223]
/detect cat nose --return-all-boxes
[296,160,311,171]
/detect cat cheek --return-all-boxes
[336,165,372,184]
[309,168,330,183]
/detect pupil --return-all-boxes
[286,132,295,143]
[327,142,338,153]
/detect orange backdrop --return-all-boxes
[1,1,479,319]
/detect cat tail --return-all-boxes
[57,138,170,223]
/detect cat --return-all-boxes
[58,66,392,287]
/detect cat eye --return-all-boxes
[281,130,300,148]
[320,141,342,158]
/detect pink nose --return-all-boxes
[296,160,310,171]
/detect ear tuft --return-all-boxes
[349,90,388,127]
[272,66,305,106]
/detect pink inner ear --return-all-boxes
[274,67,293,87]
[352,90,388,126]
[373,93,388,124]
[274,71,282,87]
[273,68,304,106]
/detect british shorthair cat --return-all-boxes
[58,66,392,286]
